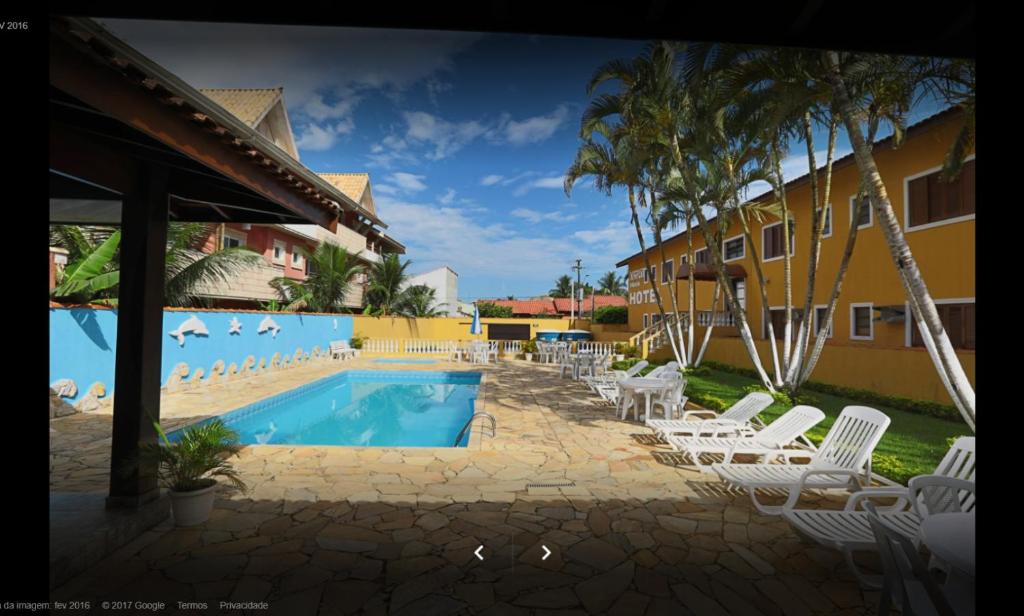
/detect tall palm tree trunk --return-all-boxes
[629,186,681,363]
[695,280,721,366]
[787,115,837,387]
[654,221,688,366]
[736,209,783,386]
[686,217,697,365]
[826,51,975,429]
[771,143,795,377]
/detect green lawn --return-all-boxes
[638,365,970,485]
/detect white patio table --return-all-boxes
[617,377,674,421]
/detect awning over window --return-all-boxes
[677,263,747,281]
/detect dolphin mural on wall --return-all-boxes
[228,317,242,335]
[168,315,209,347]
[258,316,281,338]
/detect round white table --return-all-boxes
[618,377,672,421]
[918,512,975,577]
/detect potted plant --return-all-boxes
[613,342,627,362]
[523,340,538,362]
[136,419,247,526]
[351,335,366,350]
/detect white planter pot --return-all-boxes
[615,354,625,362]
[169,482,218,526]
[525,353,533,362]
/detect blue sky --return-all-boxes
[100,19,946,301]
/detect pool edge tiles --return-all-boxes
[168,369,484,449]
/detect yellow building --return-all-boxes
[616,108,975,404]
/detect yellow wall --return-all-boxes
[624,111,974,404]
[652,337,975,405]
[352,315,572,341]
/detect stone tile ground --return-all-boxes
[51,358,882,614]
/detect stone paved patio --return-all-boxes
[51,358,882,614]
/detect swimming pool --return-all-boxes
[372,358,439,365]
[172,370,482,447]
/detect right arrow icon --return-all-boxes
[541,545,552,561]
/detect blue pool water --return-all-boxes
[373,358,439,364]
[171,370,481,447]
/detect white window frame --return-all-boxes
[694,247,709,265]
[849,302,874,341]
[291,246,305,269]
[904,297,975,348]
[849,194,873,230]
[763,305,803,339]
[813,304,834,339]
[643,313,649,329]
[649,265,657,284]
[222,229,247,249]
[817,204,833,239]
[272,239,287,265]
[662,259,674,285]
[902,154,976,233]
[761,218,795,263]
[722,234,745,262]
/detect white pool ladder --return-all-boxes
[454,412,496,446]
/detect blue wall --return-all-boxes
[50,307,354,403]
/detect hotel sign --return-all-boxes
[629,289,657,305]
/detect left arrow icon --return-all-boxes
[474,545,485,561]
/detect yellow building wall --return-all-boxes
[625,111,974,404]
[653,337,975,405]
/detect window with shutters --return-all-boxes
[813,305,833,338]
[906,158,975,230]
[850,303,873,340]
[762,219,795,261]
[849,194,872,229]
[910,301,975,350]
[662,260,673,284]
[818,205,832,238]
[764,308,803,340]
[694,248,710,265]
[724,235,745,261]
[643,313,649,329]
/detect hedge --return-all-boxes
[701,361,961,422]
[593,305,628,324]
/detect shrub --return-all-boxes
[477,302,513,318]
[593,305,628,324]
[611,358,642,371]
[690,393,729,412]
[615,344,639,358]
[871,453,914,486]
[523,340,538,354]
[350,335,366,349]
[701,361,961,422]
[685,365,711,377]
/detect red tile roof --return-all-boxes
[485,299,558,315]
[552,295,626,313]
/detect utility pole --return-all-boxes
[571,258,583,326]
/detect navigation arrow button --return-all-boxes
[474,545,485,561]
[541,545,552,561]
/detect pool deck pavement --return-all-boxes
[51,357,881,614]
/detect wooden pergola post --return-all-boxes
[107,163,169,508]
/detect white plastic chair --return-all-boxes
[646,391,774,439]
[666,405,825,473]
[650,375,688,419]
[711,406,892,515]
[782,437,975,588]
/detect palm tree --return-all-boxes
[549,275,573,298]
[597,271,625,296]
[365,253,412,316]
[824,51,975,428]
[271,243,364,313]
[397,285,442,317]
[50,223,262,307]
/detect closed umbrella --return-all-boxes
[470,302,483,335]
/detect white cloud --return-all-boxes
[510,208,578,224]
[388,172,428,193]
[502,105,569,145]
[742,148,852,202]
[439,188,456,205]
[374,184,399,196]
[480,174,504,186]
[402,111,489,160]
[294,119,355,151]
[513,175,569,197]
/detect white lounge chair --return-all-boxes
[711,405,892,515]
[330,340,359,360]
[583,360,648,391]
[665,405,825,473]
[782,436,975,588]
[646,391,774,439]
